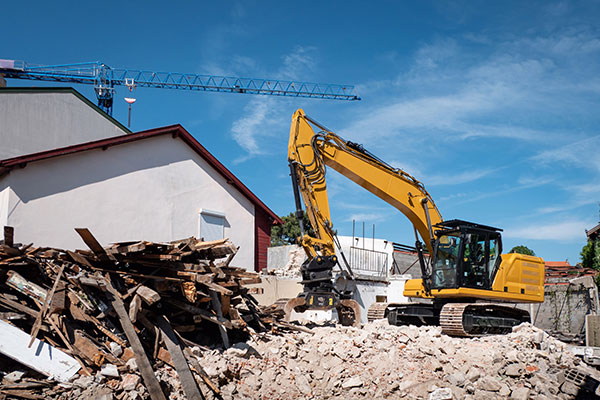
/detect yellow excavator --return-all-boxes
[285,108,545,335]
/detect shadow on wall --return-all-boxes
[2,136,254,217]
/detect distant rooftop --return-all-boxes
[587,222,600,239]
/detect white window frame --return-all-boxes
[198,209,226,241]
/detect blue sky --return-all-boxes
[2,1,600,263]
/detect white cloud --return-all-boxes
[413,38,459,70]
[535,182,600,215]
[342,28,600,148]
[344,212,387,223]
[534,135,600,172]
[504,219,592,241]
[280,46,317,80]
[229,46,318,160]
[438,192,468,202]
[451,176,555,205]
[230,98,272,156]
[426,168,496,186]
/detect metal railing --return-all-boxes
[349,246,388,278]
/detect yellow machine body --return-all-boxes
[404,252,545,303]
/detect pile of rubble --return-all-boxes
[0,227,293,400]
[197,321,599,400]
[267,245,304,278]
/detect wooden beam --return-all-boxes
[0,295,40,318]
[209,290,229,348]
[74,228,116,261]
[136,286,161,305]
[101,279,166,400]
[66,250,95,269]
[156,316,205,400]
[183,348,221,397]
[3,226,14,247]
[29,264,65,347]
[166,299,232,329]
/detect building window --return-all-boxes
[199,209,225,241]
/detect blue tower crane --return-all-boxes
[0,59,360,116]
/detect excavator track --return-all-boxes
[367,302,389,322]
[439,303,471,337]
[440,303,530,337]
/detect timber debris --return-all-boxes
[0,227,287,399]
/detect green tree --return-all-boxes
[271,211,316,246]
[580,239,598,269]
[509,245,535,256]
[581,204,600,273]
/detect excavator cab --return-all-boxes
[429,219,502,292]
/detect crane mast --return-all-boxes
[0,59,361,116]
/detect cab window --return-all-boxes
[431,234,460,289]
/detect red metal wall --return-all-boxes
[254,209,273,271]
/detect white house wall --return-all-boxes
[0,135,257,270]
[0,91,127,159]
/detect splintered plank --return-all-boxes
[29,264,65,347]
[167,299,232,329]
[136,286,161,305]
[0,244,21,257]
[106,241,147,256]
[0,295,39,318]
[156,316,204,400]
[0,319,80,382]
[101,280,166,400]
[67,292,127,347]
[220,267,259,278]
[197,281,233,296]
[74,228,116,261]
[192,238,229,251]
[209,290,229,348]
[66,250,95,269]
[183,348,221,396]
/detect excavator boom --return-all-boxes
[288,109,442,255]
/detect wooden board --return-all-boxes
[0,319,80,382]
[156,316,204,400]
[3,226,14,247]
[74,228,116,261]
[102,281,166,400]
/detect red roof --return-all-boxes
[545,261,571,268]
[544,260,597,282]
[0,124,282,225]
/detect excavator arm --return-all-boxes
[285,109,443,324]
[288,108,443,256]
